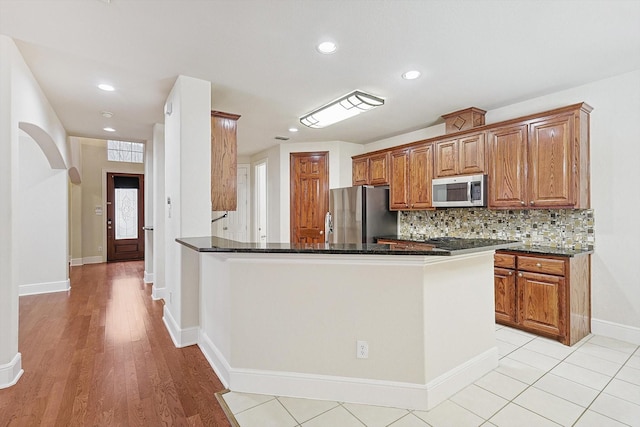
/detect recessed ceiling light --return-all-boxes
[402,70,421,80]
[317,41,337,54]
[98,83,115,91]
[103,127,116,132]
[289,127,299,132]
[101,111,113,118]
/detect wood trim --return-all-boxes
[211,110,241,120]
[352,102,593,159]
[568,254,591,346]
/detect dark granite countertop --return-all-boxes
[498,244,593,257]
[379,235,593,257]
[175,236,518,256]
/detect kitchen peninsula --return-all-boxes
[175,236,517,410]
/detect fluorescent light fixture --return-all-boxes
[300,90,384,129]
[288,127,299,132]
[98,83,115,91]
[103,127,116,132]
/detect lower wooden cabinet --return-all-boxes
[494,250,590,346]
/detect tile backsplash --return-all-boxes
[399,209,594,250]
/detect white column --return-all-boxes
[0,35,22,388]
[144,137,154,283]
[162,76,211,347]
[152,123,166,299]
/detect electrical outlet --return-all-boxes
[357,340,369,359]
[169,291,173,303]
[97,246,102,252]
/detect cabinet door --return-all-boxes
[494,268,517,325]
[435,139,458,177]
[211,112,240,211]
[389,149,409,210]
[408,144,433,209]
[459,133,486,175]
[528,114,575,207]
[488,124,527,208]
[352,157,369,186]
[517,271,565,339]
[369,152,390,185]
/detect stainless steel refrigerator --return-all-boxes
[325,186,397,244]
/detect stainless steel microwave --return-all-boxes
[432,174,487,208]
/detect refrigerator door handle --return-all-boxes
[324,212,333,244]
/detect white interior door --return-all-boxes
[211,164,249,242]
[254,161,267,243]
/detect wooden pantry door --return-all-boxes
[289,152,329,244]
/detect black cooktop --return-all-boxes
[423,237,516,250]
[378,236,519,251]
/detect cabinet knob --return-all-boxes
[520,201,526,206]
[518,272,523,277]
[530,201,535,205]
[536,262,542,267]
[508,271,513,276]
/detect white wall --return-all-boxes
[364,69,640,340]
[16,132,69,295]
[0,35,68,388]
[163,75,211,340]
[152,123,166,300]
[251,140,363,243]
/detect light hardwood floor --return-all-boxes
[0,261,231,427]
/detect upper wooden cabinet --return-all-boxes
[435,132,486,177]
[352,157,369,186]
[528,114,578,207]
[211,111,241,211]
[389,143,433,210]
[352,152,390,186]
[488,124,528,208]
[353,102,591,211]
[488,104,592,209]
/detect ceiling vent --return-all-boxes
[275,136,290,141]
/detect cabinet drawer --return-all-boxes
[494,253,516,269]
[518,256,565,276]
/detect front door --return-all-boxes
[106,173,145,261]
[290,152,329,244]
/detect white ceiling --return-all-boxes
[1,0,639,156]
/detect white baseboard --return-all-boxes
[592,318,640,345]
[82,256,103,265]
[19,279,70,296]
[0,353,24,389]
[70,257,104,266]
[144,271,154,284]
[162,305,198,348]
[426,347,499,409]
[152,286,167,301]
[197,329,497,411]
[198,329,231,388]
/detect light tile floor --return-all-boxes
[221,325,640,426]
